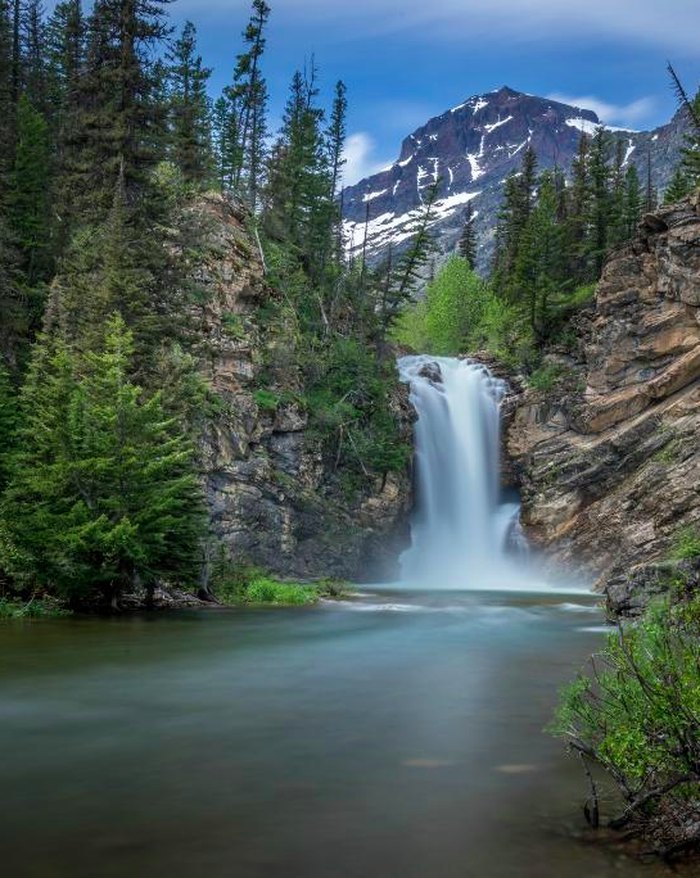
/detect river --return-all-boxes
[0,590,679,878]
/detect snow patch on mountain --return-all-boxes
[484,115,513,134]
[363,189,389,203]
[342,190,481,260]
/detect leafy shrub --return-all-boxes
[222,312,245,339]
[305,336,410,478]
[0,597,72,619]
[254,389,281,412]
[670,527,700,561]
[551,600,700,857]
[528,363,563,392]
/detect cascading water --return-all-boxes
[398,355,524,589]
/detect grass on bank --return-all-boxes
[0,597,72,619]
[212,561,348,607]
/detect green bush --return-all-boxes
[305,336,410,478]
[244,577,318,606]
[527,363,563,392]
[211,558,325,607]
[222,312,245,339]
[0,597,72,619]
[670,527,700,561]
[254,389,281,412]
[551,600,700,855]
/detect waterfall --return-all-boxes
[398,355,523,589]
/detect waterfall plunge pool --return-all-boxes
[0,594,674,878]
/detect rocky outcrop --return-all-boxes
[507,195,700,602]
[185,194,412,582]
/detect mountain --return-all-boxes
[341,86,689,273]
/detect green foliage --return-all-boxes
[211,559,323,606]
[551,600,700,853]
[392,256,531,364]
[254,388,281,412]
[166,21,213,187]
[244,577,317,606]
[664,168,693,204]
[423,256,489,354]
[222,311,245,338]
[392,298,430,351]
[670,527,700,562]
[458,202,477,268]
[491,130,643,354]
[9,95,51,285]
[0,315,204,603]
[305,336,410,477]
[527,364,563,392]
[0,363,18,492]
[0,597,72,619]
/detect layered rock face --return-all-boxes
[508,196,700,602]
[186,194,412,582]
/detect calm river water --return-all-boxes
[0,589,693,878]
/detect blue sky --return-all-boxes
[95,1,700,184]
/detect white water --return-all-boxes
[398,355,541,590]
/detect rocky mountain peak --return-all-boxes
[342,87,686,274]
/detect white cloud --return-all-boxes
[342,133,392,187]
[547,93,657,128]
[249,0,700,54]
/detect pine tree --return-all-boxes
[166,20,212,187]
[212,92,240,191]
[586,127,612,277]
[643,150,657,213]
[458,201,477,268]
[231,0,269,208]
[565,133,592,282]
[668,66,700,191]
[0,2,22,362]
[0,361,18,492]
[10,0,20,106]
[664,167,692,204]
[0,314,203,604]
[327,79,347,201]
[623,165,642,236]
[264,64,331,272]
[378,181,438,330]
[78,0,172,217]
[493,147,538,298]
[20,0,49,114]
[0,2,13,154]
[48,0,87,237]
[512,170,566,339]
[9,93,51,285]
[607,137,628,248]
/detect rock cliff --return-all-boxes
[507,195,700,606]
[185,194,413,582]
